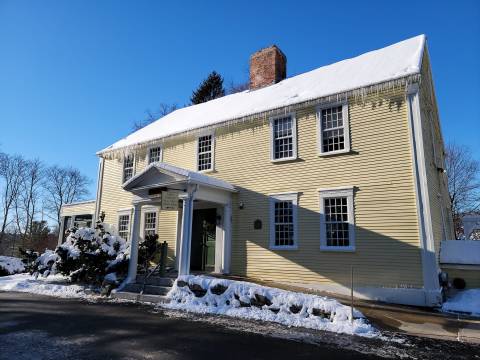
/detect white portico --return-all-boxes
[122,162,236,283]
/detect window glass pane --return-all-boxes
[274,200,294,246]
[321,106,345,153]
[273,116,294,159]
[118,215,130,241]
[123,155,134,183]
[197,135,212,171]
[324,197,349,247]
[148,147,162,164]
[144,212,157,237]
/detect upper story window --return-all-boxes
[123,154,134,183]
[318,104,350,155]
[143,211,157,237]
[319,187,355,251]
[148,146,162,164]
[197,134,214,172]
[269,193,298,249]
[118,214,130,241]
[270,114,297,161]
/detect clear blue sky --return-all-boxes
[0,0,479,197]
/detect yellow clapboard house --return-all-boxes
[59,35,455,307]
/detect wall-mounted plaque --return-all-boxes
[161,191,179,210]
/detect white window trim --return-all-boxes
[122,153,135,184]
[269,112,298,162]
[319,187,355,252]
[195,132,215,173]
[316,102,351,156]
[147,145,163,165]
[269,192,299,250]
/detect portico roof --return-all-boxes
[122,162,236,193]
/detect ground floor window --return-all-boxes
[269,193,298,249]
[319,187,355,251]
[143,211,157,237]
[118,214,130,241]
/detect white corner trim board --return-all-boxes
[406,84,440,295]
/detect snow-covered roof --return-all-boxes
[123,162,236,192]
[440,240,480,265]
[100,35,426,155]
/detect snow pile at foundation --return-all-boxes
[442,289,480,317]
[0,273,90,298]
[163,275,378,337]
[0,256,25,275]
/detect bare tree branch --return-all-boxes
[132,103,179,131]
[445,142,480,238]
[43,165,90,231]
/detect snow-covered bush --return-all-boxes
[0,256,25,276]
[54,225,130,285]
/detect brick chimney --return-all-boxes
[249,45,287,90]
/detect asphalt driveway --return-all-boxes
[0,292,478,360]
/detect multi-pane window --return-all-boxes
[269,193,298,249]
[197,135,213,171]
[324,197,349,247]
[319,188,355,250]
[272,115,296,160]
[143,212,157,237]
[319,105,349,154]
[148,146,162,164]
[123,154,134,183]
[118,214,130,241]
[274,201,294,246]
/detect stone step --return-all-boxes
[111,291,170,304]
[123,283,171,296]
[135,275,175,287]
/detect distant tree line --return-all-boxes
[0,151,90,254]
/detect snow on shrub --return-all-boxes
[0,256,25,276]
[54,225,130,285]
[164,275,378,337]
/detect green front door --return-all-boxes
[191,208,216,271]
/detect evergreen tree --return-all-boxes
[190,71,225,105]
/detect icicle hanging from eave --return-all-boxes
[99,73,422,160]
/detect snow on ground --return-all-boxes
[162,275,378,337]
[442,289,480,317]
[0,256,25,275]
[0,274,91,299]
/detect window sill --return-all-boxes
[198,168,215,174]
[318,149,351,157]
[270,157,298,164]
[270,245,298,251]
[320,246,355,252]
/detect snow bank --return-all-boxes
[0,274,90,299]
[0,256,25,275]
[100,35,425,154]
[442,289,480,317]
[440,240,480,265]
[163,275,378,337]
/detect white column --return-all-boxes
[222,202,232,274]
[214,207,224,274]
[178,190,194,275]
[57,216,66,246]
[127,203,141,283]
